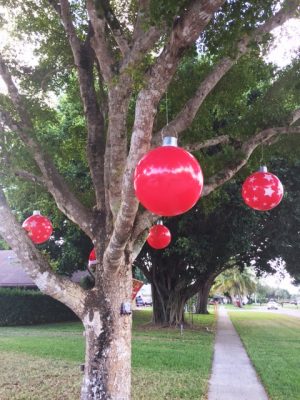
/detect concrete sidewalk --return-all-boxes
[208,306,268,400]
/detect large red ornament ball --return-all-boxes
[22,210,53,244]
[147,224,171,249]
[88,248,97,266]
[242,168,284,211]
[134,139,203,216]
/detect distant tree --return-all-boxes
[134,181,268,324]
[211,267,256,306]
[275,288,291,303]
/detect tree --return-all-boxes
[211,267,256,306]
[134,180,268,324]
[0,1,299,398]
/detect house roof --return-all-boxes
[0,250,36,287]
[0,250,88,287]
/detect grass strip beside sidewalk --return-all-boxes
[229,311,300,400]
[0,310,215,400]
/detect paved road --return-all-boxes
[232,306,300,319]
[263,308,300,318]
[208,306,268,400]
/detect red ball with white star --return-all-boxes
[22,211,53,244]
[242,170,284,211]
[88,248,97,266]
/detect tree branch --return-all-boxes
[51,0,106,210]
[14,170,46,186]
[185,135,229,151]
[203,125,300,196]
[86,0,133,219]
[94,0,130,57]
[289,107,300,126]
[103,0,226,270]
[132,0,150,42]
[121,0,164,73]
[153,0,300,144]
[86,0,115,83]
[0,188,87,319]
[0,61,94,237]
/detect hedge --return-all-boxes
[0,288,79,326]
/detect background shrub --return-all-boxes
[0,288,78,326]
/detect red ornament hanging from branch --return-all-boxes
[88,248,97,267]
[242,166,284,211]
[147,223,171,249]
[134,137,204,216]
[22,210,53,244]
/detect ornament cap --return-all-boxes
[259,165,268,173]
[157,220,163,225]
[33,210,41,216]
[162,136,178,147]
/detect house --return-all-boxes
[0,250,36,289]
[0,250,84,289]
[0,251,145,301]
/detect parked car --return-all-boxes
[267,301,279,310]
[135,295,145,307]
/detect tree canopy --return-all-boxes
[0,1,299,398]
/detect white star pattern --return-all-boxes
[270,203,277,208]
[246,197,250,202]
[249,177,256,183]
[264,187,275,197]
[252,186,258,191]
[253,196,258,202]
[22,214,52,244]
[264,174,274,182]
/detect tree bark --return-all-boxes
[151,283,167,325]
[151,283,187,326]
[196,282,211,314]
[81,262,132,400]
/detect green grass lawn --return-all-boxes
[0,310,215,400]
[229,311,300,400]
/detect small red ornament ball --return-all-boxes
[242,170,284,211]
[22,211,53,244]
[88,248,97,266]
[134,145,203,216]
[147,225,171,249]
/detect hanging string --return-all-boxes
[165,91,169,126]
[34,178,38,209]
[161,91,169,140]
[260,144,264,165]
[163,90,177,139]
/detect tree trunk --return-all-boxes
[168,295,186,326]
[196,278,214,314]
[151,283,186,326]
[151,283,167,325]
[81,264,132,400]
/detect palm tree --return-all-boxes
[211,267,256,307]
